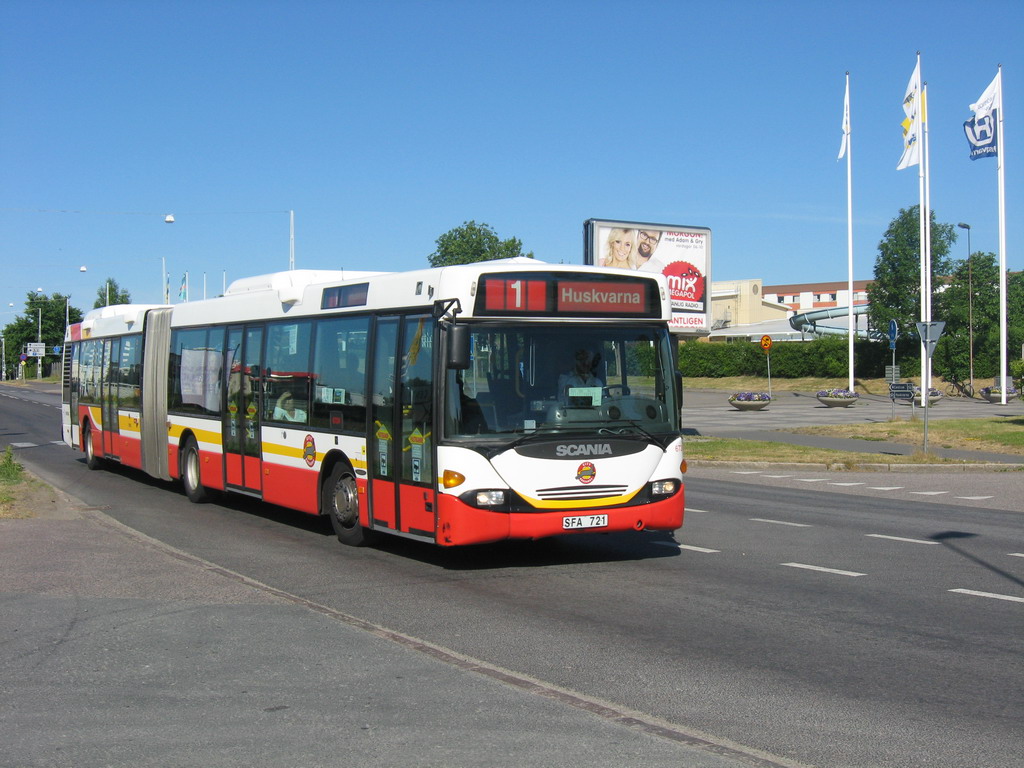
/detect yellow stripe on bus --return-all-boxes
[516,489,641,510]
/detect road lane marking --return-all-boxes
[10,442,37,448]
[1009,553,1024,559]
[796,478,828,483]
[677,544,720,553]
[684,507,711,514]
[955,496,994,500]
[910,491,948,496]
[730,470,762,475]
[751,518,811,528]
[869,486,903,490]
[949,589,1024,604]
[763,474,794,478]
[828,482,865,487]
[865,534,938,545]
[782,563,866,577]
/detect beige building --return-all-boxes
[706,278,873,342]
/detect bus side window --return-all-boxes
[311,316,369,432]
[264,320,312,425]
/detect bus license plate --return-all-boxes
[562,514,608,530]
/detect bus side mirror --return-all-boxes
[447,324,470,370]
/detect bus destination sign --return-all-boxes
[476,273,658,318]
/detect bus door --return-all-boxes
[224,325,264,493]
[368,315,436,540]
[101,337,121,459]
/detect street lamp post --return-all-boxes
[957,223,973,395]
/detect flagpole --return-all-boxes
[922,80,933,401]
[996,66,1007,405]
[845,72,855,391]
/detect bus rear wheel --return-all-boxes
[323,463,371,547]
[181,437,209,503]
[83,425,102,470]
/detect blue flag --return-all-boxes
[964,110,998,160]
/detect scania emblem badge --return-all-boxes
[576,461,596,484]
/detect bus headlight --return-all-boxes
[650,479,679,497]
[475,490,506,506]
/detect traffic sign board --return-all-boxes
[889,382,915,400]
[915,321,945,360]
[760,335,773,352]
[26,342,45,357]
[885,365,901,383]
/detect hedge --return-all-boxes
[678,338,918,379]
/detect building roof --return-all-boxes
[764,280,872,294]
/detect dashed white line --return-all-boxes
[1009,553,1024,559]
[763,474,794,478]
[869,486,903,491]
[678,544,720,553]
[782,563,866,577]
[865,534,938,545]
[949,589,1024,604]
[910,491,948,496]
[828,482,865,486]
[955,496,994,500]
[730,470,762,475]
[751,518,811,528]
[10,442,37,448]
[795,478,828,483]
[684,507,711,514]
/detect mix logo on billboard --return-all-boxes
[663,261,705,307]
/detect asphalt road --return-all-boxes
[2,382,1022,767]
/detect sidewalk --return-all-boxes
[0,495,752,768]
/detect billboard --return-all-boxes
[583,219,712,334]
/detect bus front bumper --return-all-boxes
[435,489,684,547]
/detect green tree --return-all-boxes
[94,277,131,308]
[867,205,955,339]
[2,292,83,378]
[428,220,533,267]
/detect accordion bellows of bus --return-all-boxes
[62,259,686,547]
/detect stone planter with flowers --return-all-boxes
[815,388,859,407]
[728,392,771,411]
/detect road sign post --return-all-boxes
[761,336,773,399]
[914,321,946,454]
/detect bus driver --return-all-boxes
[558,348,603,404]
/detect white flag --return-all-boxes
[838,78,850,160]
[970,72,1001,120]
[897,60,922,170]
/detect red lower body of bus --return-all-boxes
[435,489,684,547]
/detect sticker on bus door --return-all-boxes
[376,422,391,476]
[409,428,425,483]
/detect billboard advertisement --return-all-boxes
[583,219,712,334]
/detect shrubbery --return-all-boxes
[678,338,911,379]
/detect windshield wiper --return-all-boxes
[600,421,659,442]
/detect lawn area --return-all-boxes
[684,376,908,396]
[683,436,985,466]
[786,417,1024,456]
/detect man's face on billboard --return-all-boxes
[637,230,661,260]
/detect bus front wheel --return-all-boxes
[323,463,371,547]
[181,437,210,503]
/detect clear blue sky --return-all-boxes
[2,0,1021,311]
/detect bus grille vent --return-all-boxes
[536,484,628,501]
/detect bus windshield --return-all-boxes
[445,323,680,441]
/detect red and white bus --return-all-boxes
[62,260,686,547]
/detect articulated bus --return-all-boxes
[62,260,686,547]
